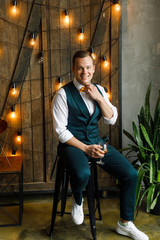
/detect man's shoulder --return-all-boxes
[63,81,73,89]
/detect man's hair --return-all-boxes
[72,50,94,67]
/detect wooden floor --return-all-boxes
[0,192,159,240]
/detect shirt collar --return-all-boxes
[73,78,84,91]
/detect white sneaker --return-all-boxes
[115,221,149,240]
[71,199,84,225]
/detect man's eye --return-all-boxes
[77,67,82,70]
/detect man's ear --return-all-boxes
[72,66,75,74]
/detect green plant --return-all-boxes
[123,82,160,214]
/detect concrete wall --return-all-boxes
[121,0,160,148]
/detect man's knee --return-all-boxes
[76,169,90,185]
[129,167,138,182]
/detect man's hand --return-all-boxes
[84,144,105,158]
[85,84,102,101]
[85,83,113,120]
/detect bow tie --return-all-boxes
[79,86,87,92]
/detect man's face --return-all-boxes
[72,56,95,85]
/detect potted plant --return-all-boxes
[123,82,160,215]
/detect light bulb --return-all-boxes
[115,4,120,11]
[10,0,19,16]
[10,106,16,119]
[79,27,84,41]
[11,112,16,118]
[106,92,111,100]
[16,131,22,142]
[11,83,17,95]
[64,9,69,24]
[58,77,63,89]
[12,149,16,156]
[29,33,35,46]
[102,56,109,67]
[90,47,96,60]
[17,136,21,142]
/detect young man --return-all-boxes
[52,50,149,240]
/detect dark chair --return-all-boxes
[49,152,102,240]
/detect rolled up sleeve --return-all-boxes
[98,86,118,125]
[52,88,73,143]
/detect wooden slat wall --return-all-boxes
[0,0,120,192]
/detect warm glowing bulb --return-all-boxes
[91,53,96,60]
[79,27,84,41]
[29,33,35,46]
[104,60,109,67]
[115,4,120,11]
[103,56,109,67]
[106,92,111,99]
[12,88,16,95]
[11,111,16,119]
[10,1,18,16]
[17,136,21,142]
[30,38,35,46]
[58,83,63,89]
[79,33,84,41]
[11,6,17,14]
[58,77,63,89]
[11,84,17,95]
[65,15,69,24]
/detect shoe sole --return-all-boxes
[115,227,131,238]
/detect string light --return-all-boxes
[12,149,16,156]
[115,3,120,11]
[10,106,16,119]
[58,77,63,89]
[11,83,17,96]
[106,92,111,99]
[16,130,22,143]
[10,0,18,15]
[64,9,69,24]
[112,0,120,11]
[79,27,84,41]
[29,33,36,46]
[90,47,96,60]
[102,56,109,67]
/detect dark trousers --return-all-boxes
[61,143,138,221]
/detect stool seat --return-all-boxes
[49,155,102,240]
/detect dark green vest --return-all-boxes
[63,81,103,144]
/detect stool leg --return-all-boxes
[93,163,102,220]
[19,165,23,225]
[86,174,97,240]
[61,169,69,216]
[49,159,63,238]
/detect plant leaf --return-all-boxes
[144,82,151,123]
[140,123,155,152]
[150,192,160,210]
[135,168,148,209]
[149,154,154,183]
[135,187,149,217]
[157,170,160,182]
[146,184,155,212]
[123,129,137,144]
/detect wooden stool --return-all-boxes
[49,155,102,240]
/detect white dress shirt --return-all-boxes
[52,79,118,143]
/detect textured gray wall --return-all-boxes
[121,0,160,148]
